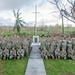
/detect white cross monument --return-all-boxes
[31,5,41,46]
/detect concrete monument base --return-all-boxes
[31,43,41,47]
[31,35,41,47]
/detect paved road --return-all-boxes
[25,45,46,75]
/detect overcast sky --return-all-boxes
[0,0,74,26]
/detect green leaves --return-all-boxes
[13,10,16,18]
[13,9,26,32]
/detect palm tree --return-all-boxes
[13,9,26,32]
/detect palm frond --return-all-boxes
[13,10,16,18]
[20,23,24,27]
[19,17,22,19]
[17,9,20,16]
[17,9,21,18]
[20,20,26,24]
[18,13,21,17]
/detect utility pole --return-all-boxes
[33,5,39,35]
[61,9,64,36]
[61,14,64,36]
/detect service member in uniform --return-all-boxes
[68,48,74,60]
[49,46,54,59]
[60,48,67,59]
[41,47,48,59]
[0,48,2,60]
[3,47,9,60]
[10,47,16,59]
[55,47,60,59]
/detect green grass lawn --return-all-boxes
[44,59,75,75]
[0,57,28,75]
[0,27,75,37]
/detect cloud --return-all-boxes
[0,0,46,10]
[0,17,14,26]
[0,0,74,27]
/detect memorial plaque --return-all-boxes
[31,36,40,47]
[33,36,39,43]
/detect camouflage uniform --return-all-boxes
[3,47,9,60]
[46,40,50,51]
[0,48,2,59]
[17,48,21,59]
[7,42,12,55]
[41,47,48,59]
[68,48,74,60]
[72,43,75,50]
[61,40,67,51]
[7,42,12,49]
[10,47,16,59]
[21,49,24,58]
[0,40,2,48]
[67,41,72,51]
[56,41,61,50]
[24,39,28,55]
[48,46,54,59]
[72,40,75,56]
[51,41,56,51]
[55,47,60,59]
[25,41,29,57]
[17,47,24,59]
[28,38,32,53]
[60,48,67,59]
[41,39,46,51]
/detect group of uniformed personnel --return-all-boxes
[0,35,32,60]
[41,35,75,60]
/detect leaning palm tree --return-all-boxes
[13,9,26,32]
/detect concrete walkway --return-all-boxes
[25,45,46,75]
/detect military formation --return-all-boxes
[0,35,32,60]
[41,35,75,60]
[1,34,75,60]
